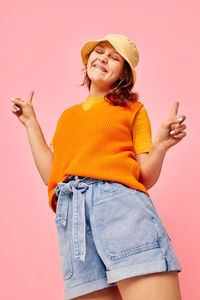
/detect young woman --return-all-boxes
[11,33,186,300]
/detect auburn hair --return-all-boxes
[80,58,139,108]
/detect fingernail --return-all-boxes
[177,117,182,121]
[170,130,175,134]
[11,97,15,101]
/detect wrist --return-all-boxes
[152,140,168,153]
[24,117,38,129]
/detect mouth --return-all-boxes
[92,63,108,73]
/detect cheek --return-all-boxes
[87,57,92,68]
[110,63,123,77]
[88,52,97,63]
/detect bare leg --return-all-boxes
[116,271,182,300]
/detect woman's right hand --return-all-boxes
[11,90,36,126]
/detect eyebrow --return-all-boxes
[95,45,120,55]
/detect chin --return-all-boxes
[88,75,105,84]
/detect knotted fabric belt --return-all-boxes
[55,175,101,262]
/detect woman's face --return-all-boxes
[86,41,125,91]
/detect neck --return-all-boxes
[88,82,110,98]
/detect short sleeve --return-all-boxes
[131,106,152,154]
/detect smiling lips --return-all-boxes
[92,63,108,73]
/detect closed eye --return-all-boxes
[95,50,119,61]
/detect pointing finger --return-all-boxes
[169,101,179,119]
[27,90,34,103]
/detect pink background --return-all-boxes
[1,0,199,299]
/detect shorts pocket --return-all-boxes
[136,191,172,242]
[94,188,160,261]
[97,180,121,197]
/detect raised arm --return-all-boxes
[135,102,186,189]
[11,91,53,185]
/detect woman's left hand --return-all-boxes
[154,101,186,151]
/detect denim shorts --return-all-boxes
[54,175,182,300]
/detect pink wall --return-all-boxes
[1,0,199,298]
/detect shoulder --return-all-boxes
[131,103,152,132]
[57,105,77,122]
[127,100,144,112]
[135,105,150,118]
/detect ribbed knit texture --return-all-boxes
[48,98,152,213]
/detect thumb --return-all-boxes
[27,90,34,103]
[169,101,179,119]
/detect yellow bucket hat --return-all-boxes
[80,33,139,85]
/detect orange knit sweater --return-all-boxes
[48,97,152,213]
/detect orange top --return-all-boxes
[48,97,152,213]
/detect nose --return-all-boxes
[99,55,108,63]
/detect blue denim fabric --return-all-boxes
[54,175,182,300]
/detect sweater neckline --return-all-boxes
[78,96,106,112]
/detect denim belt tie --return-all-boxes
[55,176,90,262]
